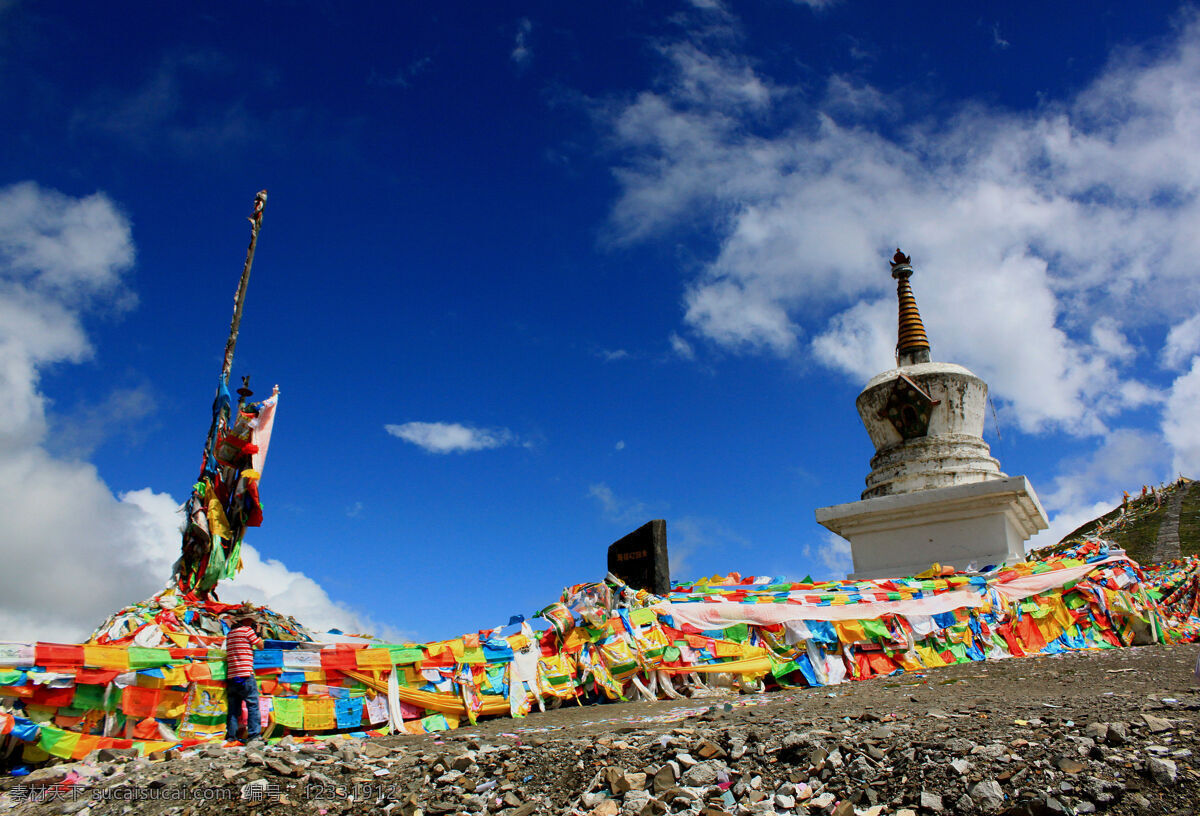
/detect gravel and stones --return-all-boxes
[1,643,1198,816]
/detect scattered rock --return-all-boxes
[1147,756,1178,785]
[1142,714,1173,734]
[831,800,855,816]
[682,761,720,787]
[1127,792,1152,809]
[969,778,1005,812]
[590,800,619,816]
[920,790,944,812]
[1054,756,1086,774]
[361,742,392,759]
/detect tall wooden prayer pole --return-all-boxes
[221,190,268,382]
[178,190,270,595]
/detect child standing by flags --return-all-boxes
[225,617,264,743]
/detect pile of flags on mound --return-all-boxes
[2,540,1194,766]
[1144,556,1200,641]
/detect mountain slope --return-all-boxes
[1049,476,1197,565]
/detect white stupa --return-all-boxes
[815,250,1048,578]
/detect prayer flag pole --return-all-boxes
[178,190,271,596]
[221,190,268,382]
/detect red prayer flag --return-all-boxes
[35,642,84,669]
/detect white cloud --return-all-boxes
[1029,498,1116,554]
[660,42,771,111]
[511,18,533,67]
[386,420,518,454]
[1163,314,1200,370]
[0,182,383,642]
[222,544,374,636]
[669,332,695,360]
[48,384,156,458]
[823,75,900,122]
[992,23,1010,50]
[615,440,626,451]
[370,56,433,89]
[599,348,630,361]
[603,11,1200,478]
[70,53,254,155]
[669,516,749,581]
[1163,355,1200,476]
[805,531,853,580]
[588,482,651,526]
[790,0,840,9]
[1038,428,1169,519]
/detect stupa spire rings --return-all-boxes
[890,247,931,367]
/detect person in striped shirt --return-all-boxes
[225,617,264,742]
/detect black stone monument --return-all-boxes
[607,519,669,595]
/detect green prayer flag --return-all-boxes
[200,539,227,591]
[724,623,749,643]
[630,608,657,626]
[71,683,106,711]
[128,647,172,670]
[862,618,890,640]
[272,697,303,728]
[38,726,79,758]
[769,658,797,678]
[221,539,243,580]
[421,713,450,732]
[386,646,424,664]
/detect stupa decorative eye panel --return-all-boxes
[879,373,940,440]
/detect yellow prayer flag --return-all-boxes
[355,648,392,669]
[712,641,743,658]
[915,645,946,668]
[83,645,129,671]
[834,620,867,643]
[155,689,187,719]
[562,629,589,652]
[1035,614,1064,645]
[206,492,232,543]
[303,697,336,730]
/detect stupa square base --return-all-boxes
[815,475,1048,579]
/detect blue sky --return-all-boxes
[2,1,1199,643]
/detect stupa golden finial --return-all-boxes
[890,248,931,366]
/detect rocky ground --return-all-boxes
[2,643,1199,816]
